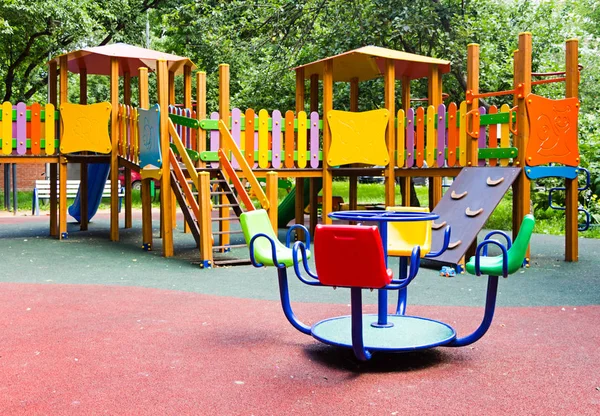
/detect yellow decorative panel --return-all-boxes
[327,109,389,167]
[59,102,112,154]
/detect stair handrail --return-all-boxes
[218,149,255,212]
[218,120,270,210]
[169,148,200,220]
[169,118,198,185]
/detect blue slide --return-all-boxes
[68,163,111,222]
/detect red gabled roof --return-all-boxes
[51,43,196,76]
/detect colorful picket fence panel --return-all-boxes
[0,101,57,156]
[117,104,140,164]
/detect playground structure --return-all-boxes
[0,33,586,270]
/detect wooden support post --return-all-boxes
[110,57,120,242]
[79,66,89,231]
[565,39,579,262]
[139,67,153,250]
[322,60,333,224]
[384,59,395,207]
[59,157,68,238]
[218,64,230,250]
[168,71,176,105]
[158,60,174,256]
[295,68,306,234]
[309,73,320,234]
[266,171,279,231]
[512,33,532,257]
[349,77,359,211]
[59,56,68,240]
[465,44,481,260]
[198,172,213,268]
[123,70,133,229]
[467,44,480,168]
[428,64,443,210]
[49,60,58,237]
[401,76,411,206]
[196,71,207,169]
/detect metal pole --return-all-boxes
[12,163,17,214]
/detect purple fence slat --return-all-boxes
[436,104,446,167]
[231,108,241,169]
[406,108,415,167]
[478,106,486,166]
[272,110,282,169]
[310,112,319,168]
[16,103,27,155]
[185,108,191,148]
[210,112,220,168]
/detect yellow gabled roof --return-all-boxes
[293,46,451,82]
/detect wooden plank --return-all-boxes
[196,71,207,168]
[310,112,319,168]
[499,104,510,166]
[16,103,27,155]
[436,104,446,167]
[30,103,42,155]
[258,109,269,168]
[272,110,282,168]
[245,108,255,167]
[405,108,414,167]
[447,102,458,167]
[396,109,405,167]
[459,101,467,166]
[1,102,12,155]
[488,105,498,167]
[266,172,278,230]
[426,105,435,167]
[415,106,425,167]
[478,106,486,166]
[467,43,480,167]
[297,111,307,168]
[284,110,295,168]
[109,57,120,242]
[231,108,241,168]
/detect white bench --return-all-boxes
[32,179,124,216]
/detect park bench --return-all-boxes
[32,179,124,216]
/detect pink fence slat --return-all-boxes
[436,104,446,167]
[478,106,486,166]
[210,112,220,167]
[271,110,282,168]
[16,102,27,155]
[231,108,241,169]
[310,112,319,168]
[405,108,415,168]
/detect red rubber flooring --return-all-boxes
[1,283,598,415]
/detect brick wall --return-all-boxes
[0,164,46,190]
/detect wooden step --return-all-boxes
[212,258,252,266]
[213,216,240,221]
[213,203,238,208]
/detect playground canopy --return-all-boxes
[51,43,196,76]
[294,45,451,82]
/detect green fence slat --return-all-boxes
[168,113,200,129]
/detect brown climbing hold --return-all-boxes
[448,240,462,249]
[432,221,447,230]
[487,176,505,186]
[466,207,484,217]
[451,190,468,200]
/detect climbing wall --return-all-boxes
[429,167,521,266]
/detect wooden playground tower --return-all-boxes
[0,33,583,268]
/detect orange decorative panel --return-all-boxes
[525,94,579,167]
